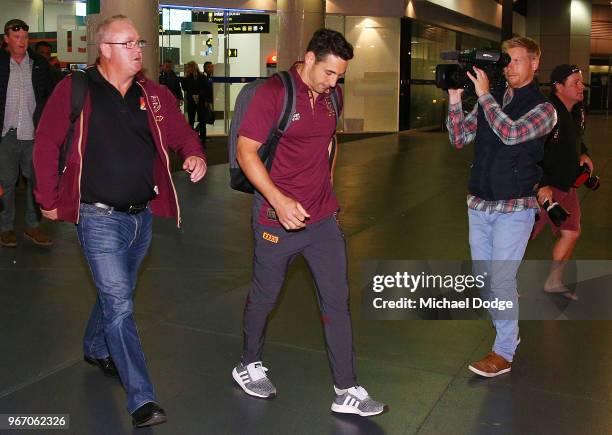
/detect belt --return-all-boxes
[83,202,148,214]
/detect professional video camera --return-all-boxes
[435,49,510,95]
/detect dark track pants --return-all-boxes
[242,215,357,389]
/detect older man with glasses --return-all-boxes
[33,15,206,427]
[0,19,54,247]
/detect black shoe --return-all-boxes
[131,402,167,428]
[84,355,119,378]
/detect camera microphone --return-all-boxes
[440,51,459,61]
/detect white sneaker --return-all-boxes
[331,385,385,417]
[232,361,276,398]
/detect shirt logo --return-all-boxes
[552,126,560,142]
[266,208,278,221]
[155,115,164,122]
[150,95,161,113]
[139,96,146,111]
[262,232,279,244]
[291,112,301,122]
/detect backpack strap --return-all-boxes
[329,87,340,122]
[264,71,296,171]
[328,87,340,168]
[58,69,88,174]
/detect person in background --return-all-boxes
[181,60,202,130]
[531,64,593,301]
[35,41,63,85]
[198,61,214,141]
[159,58,183,105]
[0,19,54,248]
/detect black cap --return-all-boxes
[4,19,29,35]
[550,64,581,85]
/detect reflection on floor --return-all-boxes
[0,117,610,434]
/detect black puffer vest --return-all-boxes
[469,82,548,200]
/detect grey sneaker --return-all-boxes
[232,361,276,398]
[331,385,385,417]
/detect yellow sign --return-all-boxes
[262,232,279,244]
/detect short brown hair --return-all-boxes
[306,28,353,62]
[502,36,541,59]
[96,14,132,45]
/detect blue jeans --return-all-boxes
[77,203,156,413]
[0,129,40,231]
[468,208,535,362]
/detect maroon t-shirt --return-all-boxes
[239,65,341,227]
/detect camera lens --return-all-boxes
[584,175,600,190]
[543,200,570,227]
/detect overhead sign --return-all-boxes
[56,15,87,63]
[181,21,218,63]
[192,11,269,34]
[86,0,100,14]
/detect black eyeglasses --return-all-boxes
[6,24,29,33]
[103,40,147,49]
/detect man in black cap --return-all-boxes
[531,64,593,300]
[0,19,54,247]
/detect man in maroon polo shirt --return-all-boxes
[231,29,385,417]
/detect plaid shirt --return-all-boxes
[466,194,539,213]
[446,87,557,148]
[447,86,556,212]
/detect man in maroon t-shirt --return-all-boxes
[231,29,385,417]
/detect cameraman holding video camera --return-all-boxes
[531,65,594,301]
[446,37,557,377]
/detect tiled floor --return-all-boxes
[1,117,610,434]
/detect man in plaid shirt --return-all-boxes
[446,37,556,377]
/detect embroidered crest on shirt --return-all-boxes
[291,112,301,122]
[150,95,161,113]
[139,96,146,110]
[551,126,560,142]
[155,115,164,122]
[266,208,278,221]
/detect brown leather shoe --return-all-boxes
[23,227,53,246]
[0,230,17,247]
[468,351,512,377]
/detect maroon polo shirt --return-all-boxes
[239,64,341,227]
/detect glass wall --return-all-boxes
[409,21,455,129]
[326,15,401,133]
[2,2,278,136]
[1,0,86,33]
[160,7,278,135]
[1,0,87,71]
[409,21,498,129]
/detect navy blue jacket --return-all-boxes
[0,48,54,134]
[469,82,549,200]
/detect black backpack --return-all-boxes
[228,71,340,193]
[58,69,88,174]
